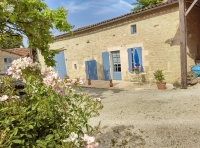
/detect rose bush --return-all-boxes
[0,57,103,148]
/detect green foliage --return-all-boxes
[0,66,103,147]
[0,36,24,49]
[0,0,72,66]
[131,0,163,11]
[173,80,181,88]
[153,69,165,83]
[0,76,16,96]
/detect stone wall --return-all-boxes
[39,4,181,83]
[0,50,21,72]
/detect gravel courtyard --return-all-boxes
[80,84,200,148]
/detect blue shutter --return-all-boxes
[58,51,67,78]
[136,47,143,72]
[102,52,110,80]
[127,48,133,72]
[53,51,67,79]
[85,60,98,80]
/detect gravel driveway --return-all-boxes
[79,84,200,148]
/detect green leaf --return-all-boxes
[45,134,54,141]
[9,14,17,22]
[56,145,62,148]
[29,125,34,129]
[12,140,23,144]
[48,111,54,118]
[32,101,39,110]
[13,128,18,135]
[37,143,46,148]
[26,134,33,138]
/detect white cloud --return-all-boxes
[60,0,133,14]
[95,0,133,15]
[61,1,91,13]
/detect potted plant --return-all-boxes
[153,70,166,90]
[64,75,70,83]
[109,78,113,87]
[88,78,91,85]
[134,66,140,74]
[74,81,78,87]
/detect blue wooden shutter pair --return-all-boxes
[127,47,143,72]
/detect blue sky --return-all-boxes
[23,0,134,46]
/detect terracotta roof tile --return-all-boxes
[0,48,21,56]
[8,48,29,57]
[0,48,29,57]
[54,0,178,40]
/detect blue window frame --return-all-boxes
[131,25,137,34]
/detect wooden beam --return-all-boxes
[179,0,187,89]
[185,0,198,16]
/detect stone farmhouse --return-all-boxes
[38,0,200,83]
[0,48,29,73]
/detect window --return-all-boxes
[74,64,77,70]
[4,58,12,63]
[127,47,143,72]
[4,66,10,73]
[112,51,121,72]
[131,24,137,34]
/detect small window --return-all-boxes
[74,64,77,70]
[131,25,137,34]
[4,66,10,73]
[4,58,12,63]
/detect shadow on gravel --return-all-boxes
[76,87,124,99]
[96,125,145,148]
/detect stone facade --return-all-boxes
[38,2,199,83]
[0,49,21,73]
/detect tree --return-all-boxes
[131,0,163,11]
[0,0,72,66]
[0,36,24,49]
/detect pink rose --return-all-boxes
[1,134,5,138]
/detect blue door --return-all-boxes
[102,52,111,80]
[85,60,98,80]
[111,51,122,80]
[54,51,67,79]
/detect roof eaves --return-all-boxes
[0,48,22,56]
[54,0,178,40]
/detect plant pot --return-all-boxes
[74,82,78,86]
[88,81,91,85]
[156,82,166,90]
[109,83,113,87]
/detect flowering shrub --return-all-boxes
[133,66,140,72]
[0,57,103,147]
